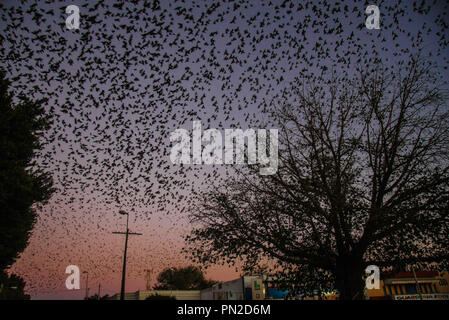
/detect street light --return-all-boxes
[83,271,89,299]
[113,210,142,300]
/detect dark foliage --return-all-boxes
[0,271,31,300]
[154,265,216,290]
[0,71,54,272]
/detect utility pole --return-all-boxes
[112,210,142,300]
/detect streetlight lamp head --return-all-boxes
[119,210,128,215]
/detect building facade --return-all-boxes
[366,271,449,300]
[200,276,266,300]
[108,271,449,300]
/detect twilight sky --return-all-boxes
[1,0,448,299]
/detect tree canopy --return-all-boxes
[0,71,54,272]
[186,57,449,299]
[154,265,216,290]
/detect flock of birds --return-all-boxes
[0,0,448,297]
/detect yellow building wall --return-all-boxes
[365,272,449,299]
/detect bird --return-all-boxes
[0,0,448,298]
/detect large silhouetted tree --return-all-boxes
[0,71,54,273]
[186,57,449,299]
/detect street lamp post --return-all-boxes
[112,210,142,300]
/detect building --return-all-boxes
[108,270,449,300]
[200,275,267,300]
[199,271,449,300]
[366,271,449,300]
[199,275,293,300]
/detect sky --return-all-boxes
[0,0,448,299]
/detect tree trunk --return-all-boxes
[335,254,365,300]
